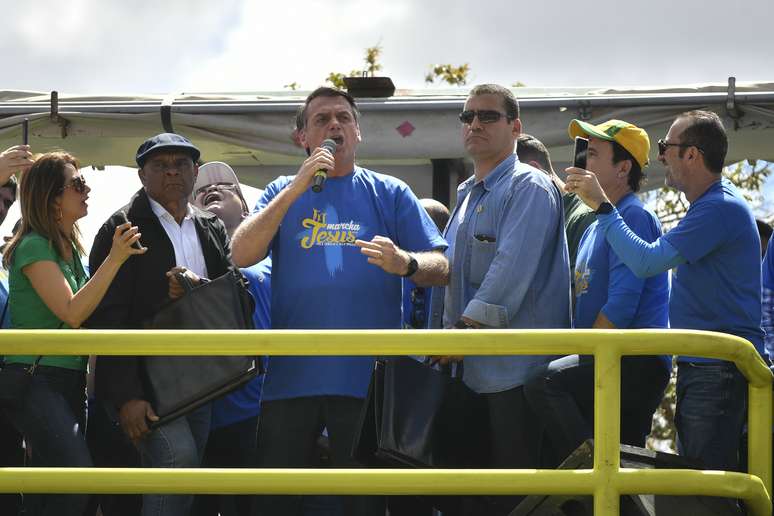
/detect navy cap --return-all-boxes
[135,133,201,168]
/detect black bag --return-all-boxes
[145,269,260,427]
[352,356,489,468]
[0,357,42,409]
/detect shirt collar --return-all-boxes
[616,192,637,210]
[147,195,194,223]
[459,153,518,194]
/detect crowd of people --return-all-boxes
[0,83,768,516]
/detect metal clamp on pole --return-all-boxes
[576,100,592,121]
[160,94,176,134]
[726,76,742,129]
[49,91,70,139]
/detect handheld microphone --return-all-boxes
[312,139,337,193]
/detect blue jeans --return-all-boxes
[137,403,211,516]
[2,364,92,516]
[675,361,747,471]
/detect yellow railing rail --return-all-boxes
[0,329,771,516]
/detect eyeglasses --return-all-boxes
[458,110,511,125]
[195,182,239,198]
[657,139,705,156]
[61,175,88,194]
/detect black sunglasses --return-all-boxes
[459,110,511,125]
[61,175,88,194]
[657,138,705,156]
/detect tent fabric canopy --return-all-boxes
[1,81,773,192]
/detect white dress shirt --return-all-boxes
[147,196,209,279]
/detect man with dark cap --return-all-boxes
[87,133,235,516]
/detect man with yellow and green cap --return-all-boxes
[524,119,670,466]
[561,110,763,473]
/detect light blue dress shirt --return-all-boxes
[430,154,572,393]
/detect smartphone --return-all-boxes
[21,118,29,146]
[117,210,143,250]
[573,136,588,170]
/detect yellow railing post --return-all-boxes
[748,380,773,498]
[593,346,622,516]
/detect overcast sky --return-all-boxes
[3,0,773,95]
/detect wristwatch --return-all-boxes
[595,201,614,215]
[401,254,418,277]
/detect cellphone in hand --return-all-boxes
[573,136,588,170]
[117,211,143,250]
[21,118,29,146]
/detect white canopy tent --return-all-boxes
[1,79,773,205]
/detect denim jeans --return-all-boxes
[524,355,669,466]
[137,403,211,516]
[2,364,92,516]
[675,361,747,471]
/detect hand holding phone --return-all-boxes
[573,136,588,170]
[117,211,143,250]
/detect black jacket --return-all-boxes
[87,188,233,409]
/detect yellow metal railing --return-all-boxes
[0,329,771,515]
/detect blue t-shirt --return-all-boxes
[259,167,446,401]
[662,178,763,361]
[210,258,272,430]
[575,193,669,330]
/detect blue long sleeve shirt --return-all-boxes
[596,178,763,360]
[429,154,571,393]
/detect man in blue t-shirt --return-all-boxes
[566,110,763,472]
[525,120,670,466]
[231,87,448,516]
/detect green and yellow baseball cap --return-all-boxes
[568,119,650,168]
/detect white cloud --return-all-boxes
[1,0,773,94]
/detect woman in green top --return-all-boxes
[1,152,145,516]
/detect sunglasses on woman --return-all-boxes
[61,175,88,194]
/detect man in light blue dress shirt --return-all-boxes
[429,84,571,514]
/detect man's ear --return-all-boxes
[527,160,545,173]
[512,118,523,138]
[137,168,146,186]
[617,159,632,178]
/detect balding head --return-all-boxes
[420,198,450,232]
